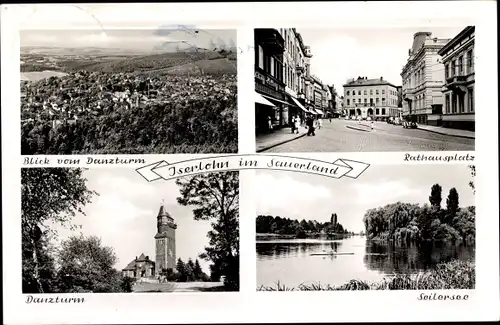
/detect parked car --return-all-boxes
[403,121,418,129]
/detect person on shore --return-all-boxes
[306,116,315,136]
[294,115,300,134]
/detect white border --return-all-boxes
[2,2,499,324]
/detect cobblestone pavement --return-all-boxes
[263,119,475,152]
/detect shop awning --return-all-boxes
[315,109,325,115]
[261,94,290,106]
[255,91,275,107]
[308,108,318,115]
[290,96,308,112]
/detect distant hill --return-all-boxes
[21,47,237,75]
[143,58,237,76]
[20,46,149,56]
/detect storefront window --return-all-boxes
[258,45,264,69]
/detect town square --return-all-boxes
[254,27,475,152]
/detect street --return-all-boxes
[263,119,475,152]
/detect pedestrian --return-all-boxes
[371,120,374,130]
[329,117,332,123]
[267,116,273,133]
[294,115,300,134]
[290,116,296,134]
[318,118,322,130]
[306,116,315,136]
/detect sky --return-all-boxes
[20,28,236,52]
[256,164,475,233]
[51,168,219,274]
[297,27,467,92]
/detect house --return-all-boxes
[122,253,155,279]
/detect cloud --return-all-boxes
[256,173,332,211]
[351,180,424,205]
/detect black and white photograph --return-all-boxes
[20,28,238,155]
[256,164,476,291]
[22,167,239,293]
[255,27,475,152]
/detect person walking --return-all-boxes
[318,117,323,130]
[290,116,296,134]
[267,116,273,133]
[306,116,315,136]
[294,115,300,134]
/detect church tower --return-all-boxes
[154,202,177,276]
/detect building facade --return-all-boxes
[155,204,177,276]
[122,254,155,279]
[438,26,475,131]
[280,28,316,123]
[254,28,286,134]
[343,76,399,120]
[401,32,451,124]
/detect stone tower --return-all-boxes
[155,203,177,276]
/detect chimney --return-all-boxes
[135,256,138,261]
[380,76,383,81]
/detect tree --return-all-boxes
[429,184,443,208]
[56,235,121,293]
[176,171,239,290]
[186,258,196,281]
[21,168,96,293]
[176,258,187,282]
[468,165,476,195]
[445,188,460,225]
[193,259,208,281]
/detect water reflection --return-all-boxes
[256,240,343,259]
[256,237,475,287]
[364,241,476,275]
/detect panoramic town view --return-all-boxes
[20,28,238,154]
[256,164,475,290]
[255,27,475,152]
[22,168,239,293]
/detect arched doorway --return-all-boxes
[367,108,374,116]
[356,108,362,116]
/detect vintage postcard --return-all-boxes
[1,2,499,325]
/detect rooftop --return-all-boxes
[343,76,397,88]
[438,26,475,56]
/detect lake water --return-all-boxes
[256,236,475,288]
[21,71,68,82]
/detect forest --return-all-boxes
[362,169,476,245]
[256,214,350,238]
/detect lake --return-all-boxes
[256,236,475,288]
[21,71,68,82]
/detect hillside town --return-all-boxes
[20,52,238,155]
[255,27,475,153]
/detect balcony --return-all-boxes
[445,75,468,93]
[296,65,305,74]
[255,29,285,55]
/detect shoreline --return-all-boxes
[256,232,354,240]
[257,259,475,291]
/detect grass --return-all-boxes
[257,260,475,291]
